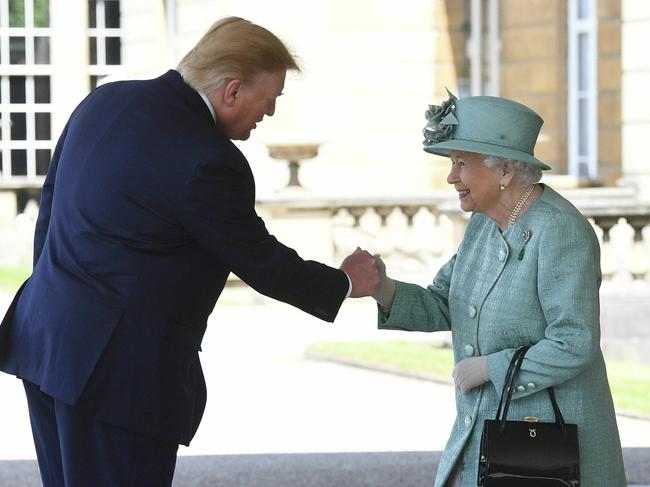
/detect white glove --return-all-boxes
[452,356,489,394]
[371,254,396,309]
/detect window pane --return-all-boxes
[88,0,97,28]
[106,37,121,65]
[9,0,25,27]
[10,113,27,140]
[10,76,26,103]
[35,113,50,140]
[34,76,51,103]
[105,0,120,28]
[106,37,121,64]
[33,0,50,27]
[578,98,588,156]
[36,149,51,175]
[90,75,106,90]
[89,37,97,65]
[578,33,589,91]
[11,150,27,176]
[10,37,26,64]
[35,37,50,64]
[578,0,592,19]
[577,161,589,178]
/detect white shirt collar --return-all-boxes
[197,89,216,123]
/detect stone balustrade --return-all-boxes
[257,185,650,283]
[0,185,648,282]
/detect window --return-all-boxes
[568,0,598,179]
[466,0,501,97]
[0,0,53,184]
[88,0,121,90]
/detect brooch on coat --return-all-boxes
[518,229,533,261]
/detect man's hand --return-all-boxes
[452,356,489,394]
[340,247,380,298]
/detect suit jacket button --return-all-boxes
[498,249,507,262]
[464,415,472,427]
[516,385,526,392]
[464,344,475,357]
[468,305,477,318]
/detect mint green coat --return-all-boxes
[379,186,626,486]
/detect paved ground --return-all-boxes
[1,287,649,485]
[2,451,649,486]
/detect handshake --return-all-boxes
[339,247,396,308]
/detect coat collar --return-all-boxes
[160,69,217,127]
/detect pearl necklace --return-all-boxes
[506,185,535,229]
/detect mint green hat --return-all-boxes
[423,90,550,170]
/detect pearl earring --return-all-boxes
[500,184,505,191]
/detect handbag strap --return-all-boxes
[496,346,567,435]
[494,346,528,420]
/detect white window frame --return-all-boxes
[568,0,598,179]
[88,0,122,84]
[467,0,501,97]
[0,0,52,186]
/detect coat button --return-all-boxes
[464,415,472,427]
[498,249,507,262]
[468,305,477,318]
[527,382,536,389]
[516,385,526,392]
[464,344,475,357]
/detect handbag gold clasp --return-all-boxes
[523,416,539,423]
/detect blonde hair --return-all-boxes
[177,17,301,94]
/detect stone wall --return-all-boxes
[621,0,650,201]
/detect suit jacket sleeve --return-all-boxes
[33,122,70,267]
[174,153,348,322]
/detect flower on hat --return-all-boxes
[423,88,459,145]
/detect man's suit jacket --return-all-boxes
[0,70,348,445]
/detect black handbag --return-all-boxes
[477,346,580,486]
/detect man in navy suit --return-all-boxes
[0,17,379,486]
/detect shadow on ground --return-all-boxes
[1,449,648,486]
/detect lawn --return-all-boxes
[0,266,30,293]
[308,340,455,380]
[307,340,650,418]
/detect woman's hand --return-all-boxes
[371,254,396,309]
[452,356,489,394]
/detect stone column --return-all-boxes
[50,0,89,135]
[621,1,650,201]
[121,0,169,76]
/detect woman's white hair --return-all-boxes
[483,156,542,186]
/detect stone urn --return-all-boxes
[266,143,320,191]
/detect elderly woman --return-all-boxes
[371,92,626,486]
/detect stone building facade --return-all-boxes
[0,0,649,269]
